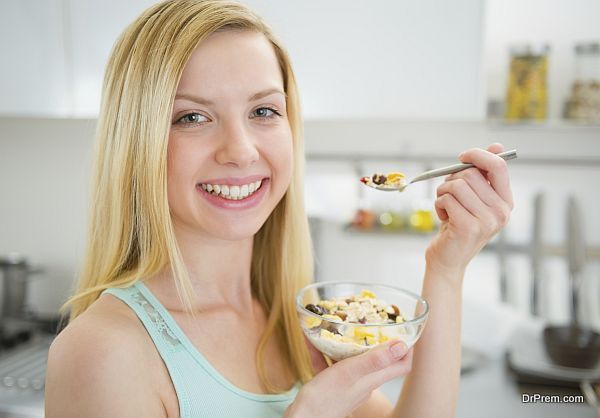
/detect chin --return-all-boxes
[210,223,263,241]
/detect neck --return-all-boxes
[146,220,255,315]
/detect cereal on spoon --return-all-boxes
[360,172,406,189]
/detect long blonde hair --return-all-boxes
[65,0,315,391]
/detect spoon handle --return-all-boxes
[410,149,517,184]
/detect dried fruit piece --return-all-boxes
[304,316,322,328]
[305,303,326,315]
[360,289,377,299]
[372,173,387,185]
[386,172,405,183]
[335,311,348,321]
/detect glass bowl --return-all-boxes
[296,281,429,361]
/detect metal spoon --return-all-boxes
[361,149,518,192]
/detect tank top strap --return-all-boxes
[102,282,185,354]
[101,282,193,414]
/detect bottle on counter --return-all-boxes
[505,44,550,121]
[565,41,600,123]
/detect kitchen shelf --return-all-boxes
[486,119,600,131]
[344,225,438,237]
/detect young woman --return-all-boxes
[45,1,513,417]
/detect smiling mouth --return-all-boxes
[197,179,264,200]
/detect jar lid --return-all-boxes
[575,42,600,55]
[510,43,550,57]
[0,252,28,266]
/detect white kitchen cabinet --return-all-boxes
[0,0,157,117]
[0,0,486,119]
[244,0,486,120]
[6,0,597,121]
[67,0,157,116]
[0,0,69,116]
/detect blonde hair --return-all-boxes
[64,0,315,391]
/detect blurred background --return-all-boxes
[0,0,599,416]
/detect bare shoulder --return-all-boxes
[45,294,166,418]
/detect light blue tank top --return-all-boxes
[102,281,301,418]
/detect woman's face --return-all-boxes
[167,30,293,242]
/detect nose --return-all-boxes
[214,119,259,169]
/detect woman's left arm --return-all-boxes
[353,143,514,418]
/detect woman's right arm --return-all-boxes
[285,340,412,418]
[45,318,165,418]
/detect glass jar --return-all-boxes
[565,42,600,122]
[505,44,550,121]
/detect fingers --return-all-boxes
[457,144,514,209]
[446,167,503,209]
[486,142,504,155]
[337,340,409,382]
[447,168,512,227]
[294,341,412,417]
[357,348,413,393]
[436,177,488,220]
[434,191,476,228]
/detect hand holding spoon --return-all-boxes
[361,149,517,192]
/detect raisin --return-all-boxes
[305,303,325,315]
[372,173,387,185]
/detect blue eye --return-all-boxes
[251,107,281,119]
[175,112,209,126]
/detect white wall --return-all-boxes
[0,118,95,315]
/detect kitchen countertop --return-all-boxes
[380,354,595,417]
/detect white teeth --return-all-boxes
[199,179,265,200]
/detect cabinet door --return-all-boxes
[0,0,69,116]
[246,0,485,120]
[67,0,156,116]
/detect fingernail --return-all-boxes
[458,152,465,159]
[389,341,407,359]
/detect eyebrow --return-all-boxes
[174,88,286,105]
